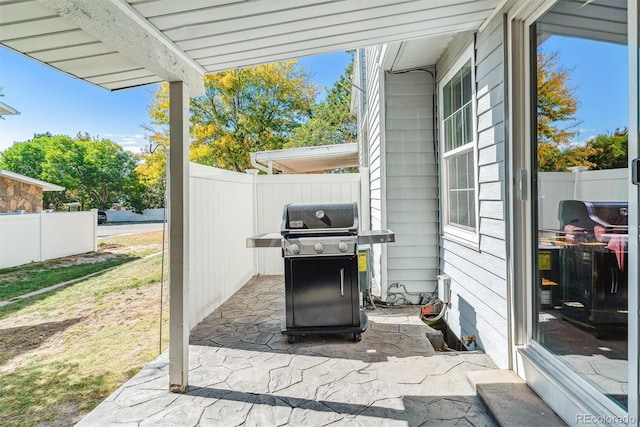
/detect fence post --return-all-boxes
[91,209,98,251]
[246,169,259,276]
[39,210,45,262]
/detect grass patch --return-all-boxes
[0,256,135,300]
[0,253,169,426]
[1,361,114,427]
[98,231,166,258]
[0,231,165,301]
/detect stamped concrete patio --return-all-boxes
[78,275,499,426]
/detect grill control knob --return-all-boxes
[314,242,324,253]
[289,243,300,255]
[338,242,349,253]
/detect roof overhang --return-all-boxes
[0,169,65,191]
[251,143,358,174]
[0,0,505,92]
[0,101,19,116]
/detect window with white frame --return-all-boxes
[440,52,478,242]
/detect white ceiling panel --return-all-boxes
[4,30,98,54]
[391,35,456,71]
[30,42,113,63]
[0,0,504,91]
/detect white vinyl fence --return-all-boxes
[0,211,97,269]
[189,164,255,328]
[538,168,627,229]
[255,173,362,275]
[188,164,362,329]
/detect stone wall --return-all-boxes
[0,177,43,213]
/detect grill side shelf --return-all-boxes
[358,230,395,244]
[246,233,283,248]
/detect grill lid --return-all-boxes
[281,202,358,235]
[558,200,628,231]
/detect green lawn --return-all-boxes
[0,255,136,301]
[0,231,165,301]
[0,231,169,426]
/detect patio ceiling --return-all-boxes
[251,143,359,174]
[0,0,505,93]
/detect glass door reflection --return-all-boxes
[533,0,629,410]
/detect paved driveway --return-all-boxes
[97,222,165,239]
[78,276,498,426]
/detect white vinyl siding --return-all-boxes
[437,15,509,369]
[384,71,439,293]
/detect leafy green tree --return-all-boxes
[536,52,582,171]
[0,135,68,208]
[146,60,317,172]
[536,142,597,172]
[133,147,167,209]
[582,128,628,170]
[285,60,356,148]
[42,138,138,210]
[0,134,54,178]
[536,52,628,172]
[537,52,580,146]
[0,134,141,210]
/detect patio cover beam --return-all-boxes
[37,0,205,95]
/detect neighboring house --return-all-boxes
[0,169,64,213]
[1,1,639,425]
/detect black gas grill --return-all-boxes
[281,203,364,343]
[558,200,628,334]
[248,202,394,343]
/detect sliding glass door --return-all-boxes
[531,0,631,412]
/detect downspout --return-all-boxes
[250,152,273,174]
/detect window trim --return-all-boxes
[438,44,480,245]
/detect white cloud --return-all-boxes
[102,133,149,153]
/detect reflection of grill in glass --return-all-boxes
[558,200,628,334]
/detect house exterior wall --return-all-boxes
[437,15,509,368]
[0,176,44,213]
[384,71,439,295]
[357,14,509,368]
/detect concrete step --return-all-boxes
[467,370,567,427]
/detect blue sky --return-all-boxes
[540,35,628,144]
[0,48,352,152]
[0,36,629,153]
